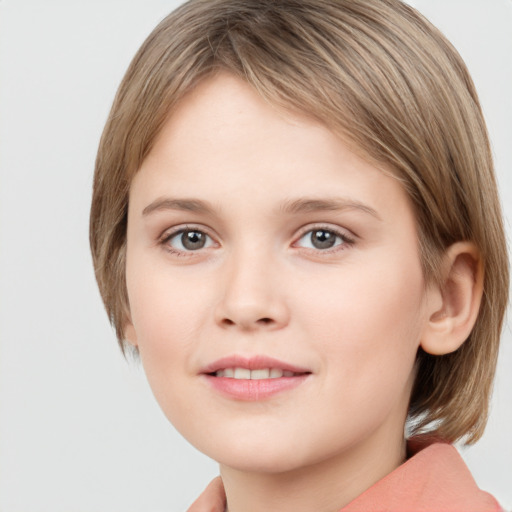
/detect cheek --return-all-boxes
[126,260,210,380]
[302,257,423,332]
[127,245,210,328]
[127,273,209,429]
[299,250,425,392]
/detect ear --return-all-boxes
[123,320,138,348]
[420,242,484,355]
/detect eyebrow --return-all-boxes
[143,198,216,216]
[279,197,381,220]
[142,196,381,220]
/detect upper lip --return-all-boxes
[200,355,311,375]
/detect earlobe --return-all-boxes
[420,242,484,356]
[124,321,138,347]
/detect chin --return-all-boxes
[191,431,316,474]
[218,451,308,474]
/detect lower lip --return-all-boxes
[203,374,310,401]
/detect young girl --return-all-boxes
[89,0,509,510]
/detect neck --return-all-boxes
[220,429,407,512]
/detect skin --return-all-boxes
[124,73,481,512]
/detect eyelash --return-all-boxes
[159,225,216,257]
[294,225,356,253]
[159,224,356,257]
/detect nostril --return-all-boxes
[258,318,273,324]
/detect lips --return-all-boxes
[201,355,311,400]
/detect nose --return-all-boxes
[214,247,290,332]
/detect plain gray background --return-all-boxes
[0,1,510,511]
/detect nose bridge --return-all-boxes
[215,240,289,330]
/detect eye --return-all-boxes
[162,228,215,252]
[295,227,353,250]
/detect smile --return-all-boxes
[213,368,299,379]
[202,356,311,400]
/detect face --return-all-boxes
[125,73,432,474]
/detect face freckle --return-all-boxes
[125,73,430,475]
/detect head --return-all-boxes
[90,0,509,449]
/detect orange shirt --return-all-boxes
[342,440,502,512]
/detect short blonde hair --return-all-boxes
[90,0,509,444]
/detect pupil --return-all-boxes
[312,230,336,249]
[182,231,205,250]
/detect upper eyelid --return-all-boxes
[294,223,356,241]
[159,224,216,241]
[159,222,353,238]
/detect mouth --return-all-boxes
[211,368,302,379]
[201,355,312,400]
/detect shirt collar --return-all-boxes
[340,438,501,512]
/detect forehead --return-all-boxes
[130,73,414,228]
